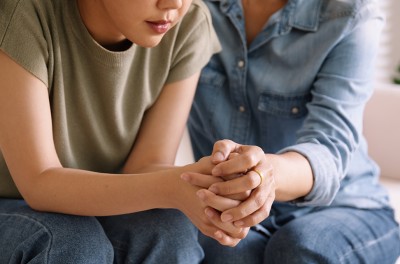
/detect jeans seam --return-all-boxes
[339,227,400,263]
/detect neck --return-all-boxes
[76,0,128,50]
[241,0,288,44]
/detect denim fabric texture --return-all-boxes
[188,0,400,262]
[0,199,204,264]
[199,207,400,264]
[189,0,391,209]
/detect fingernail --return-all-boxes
[221,214,233,222]
[235,221,244,227]
[180,174,189,181]
[208,185,218,194]
[205,208,214,217]
[196,190,205,200]
[213,151,225,162]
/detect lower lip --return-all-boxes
[147,22,171,34]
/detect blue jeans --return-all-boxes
[200,206,400,264]
[0,199,204,264]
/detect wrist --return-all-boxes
[162,163,197,210]
[266,152,313,201]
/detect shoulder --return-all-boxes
[167,0,216,43]
[188,0,212,16]
[0,0,51,16]
[182,0,213,27]
[0,0,57,87]
[0,0,54,32]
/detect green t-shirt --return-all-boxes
[0,0,221,198]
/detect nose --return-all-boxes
[158,0,183,10]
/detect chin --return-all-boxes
[133,36,164,48]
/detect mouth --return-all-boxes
[146,20,172,34]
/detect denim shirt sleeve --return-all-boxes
[279,3,384,206]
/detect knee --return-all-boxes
[1,213,113,264]
[264,223,336,264]
[49,214,113,254]
[146,209,199,245]
[115,209,203,263]
[200,230,267,264]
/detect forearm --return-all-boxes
[23,166,191,216]
[267,151,313,202]
[122,163,176,174]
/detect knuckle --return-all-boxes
[254,195,264,208]
[246,174,258,188]
[237,207,248,218]
[237,230,247,239]
[213,141,223,149]
[255,146,264,155]
[246,216,258,226]
[261,204,271,218]
[217,139,233,149]
[222,139,232,144]
[219,183,232,195]
[266,165,274,175]
[242,154,256,166]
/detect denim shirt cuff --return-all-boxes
[277,143,340,207]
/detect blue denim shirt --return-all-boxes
[188,0,391,209]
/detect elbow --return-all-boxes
[18,187,47,212]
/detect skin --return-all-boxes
[242,0,288,44]
[77,0,192,48]
[182,0,314,232]
[0,0,246,247]
[183,140,313,228]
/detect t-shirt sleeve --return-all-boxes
[166,0,221,84]
[0,0,49,86]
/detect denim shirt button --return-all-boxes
[239,106,246,112]
[238,60,245,68]
[291,107,299,115]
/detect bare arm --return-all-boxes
[0,50,202,215]
[0,51,246,246]
[121,74,198,174]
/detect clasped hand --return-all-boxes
[181,139,275,246]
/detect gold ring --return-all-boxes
[253,169,264,186]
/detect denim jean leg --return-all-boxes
[264,207,400,264]
[0,199,114,264]
[198,228,268,264]
[97,209,204,264]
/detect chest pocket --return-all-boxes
[258,92,311,118]
[256,92,312,152]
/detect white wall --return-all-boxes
[375,0,400,85]
[174,127,195,166]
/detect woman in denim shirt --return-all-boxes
[184,0,400,262]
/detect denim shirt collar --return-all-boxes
[207,0,322,32]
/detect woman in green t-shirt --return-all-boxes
[0,0,246,262]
